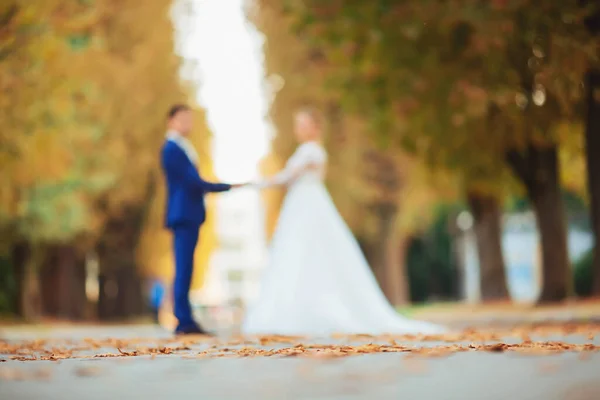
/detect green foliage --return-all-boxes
[253,1,459,240]
[573,248,594,297]
[406,204,461,302]
[563,191,589,215]
[273,1,600,302]
[67,34,91,50]
[0,0,190,249]
[0,256,17,314]
[406,237,430,303]
[506,190,588,216]
[279,0,599,202]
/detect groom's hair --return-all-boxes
[167,104,190,120]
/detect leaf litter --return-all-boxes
[0,323,598,371]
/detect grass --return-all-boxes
[0,315,156,332]
[5,300,600,331]
[398,298,600,322]
[397,302,452,317]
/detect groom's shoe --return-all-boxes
[175,323,214,337]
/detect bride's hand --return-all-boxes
[236,181,262,189]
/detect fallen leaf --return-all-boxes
[94,353,120,358]
[10,356,37,361]
[484,343,508,353]
[117,348,138,356]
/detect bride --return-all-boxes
[242,107,445,336]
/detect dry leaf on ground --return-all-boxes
[1,324,599,361]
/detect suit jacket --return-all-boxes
[161,139,230,229]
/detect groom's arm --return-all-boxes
[162,146,231,193]
[200,179,231,193]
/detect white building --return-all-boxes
[194,189,268,311]
[459,211,593,304]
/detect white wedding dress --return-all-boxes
[242,141,445,336]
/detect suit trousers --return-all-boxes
[172,225,200,330]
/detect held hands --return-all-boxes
[231,182,263,189]
[230,181,264,189]
[227,162,321,190]
[229,163,319,190]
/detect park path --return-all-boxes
[1,324,600,399]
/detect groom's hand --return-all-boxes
[231,183,249,189]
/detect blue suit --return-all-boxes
[160,139,230,332]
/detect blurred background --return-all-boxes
[1,0,600,333]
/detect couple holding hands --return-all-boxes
[161,104,443,337]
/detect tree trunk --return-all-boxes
[40,245,87,320]
[96,174,156,321]
[370,204,409,306]
[466,191,509,301]
[584,68,600,296]
[13,243,43,321]
[370,237,387,293]
[507,145,570,303]
[388,233,409,306]
[116,265,144,317]
[531,182,570,302]
[11,242,28,317]
[97,272,120,320]
[97,223,145,321]
[370,204,393,298]
[363,148,405,305]
[356,236,371,260]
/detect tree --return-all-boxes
[467,191,509,300]
[0,0,216,319]
[283,0,598,303]
[582,1,600,295]
[249,0,459,306]
[1,0,116,319]
[274,0,510,301]
[88,0,192,320]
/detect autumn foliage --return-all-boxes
[252,0,600,303]
[0,1,217,319]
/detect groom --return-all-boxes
[161,104,242,335]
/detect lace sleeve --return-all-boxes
[257,143,324,188]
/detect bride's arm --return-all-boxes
[256,162,316,188]
[256,146,321,188]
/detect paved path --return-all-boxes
[1,325,599,400]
